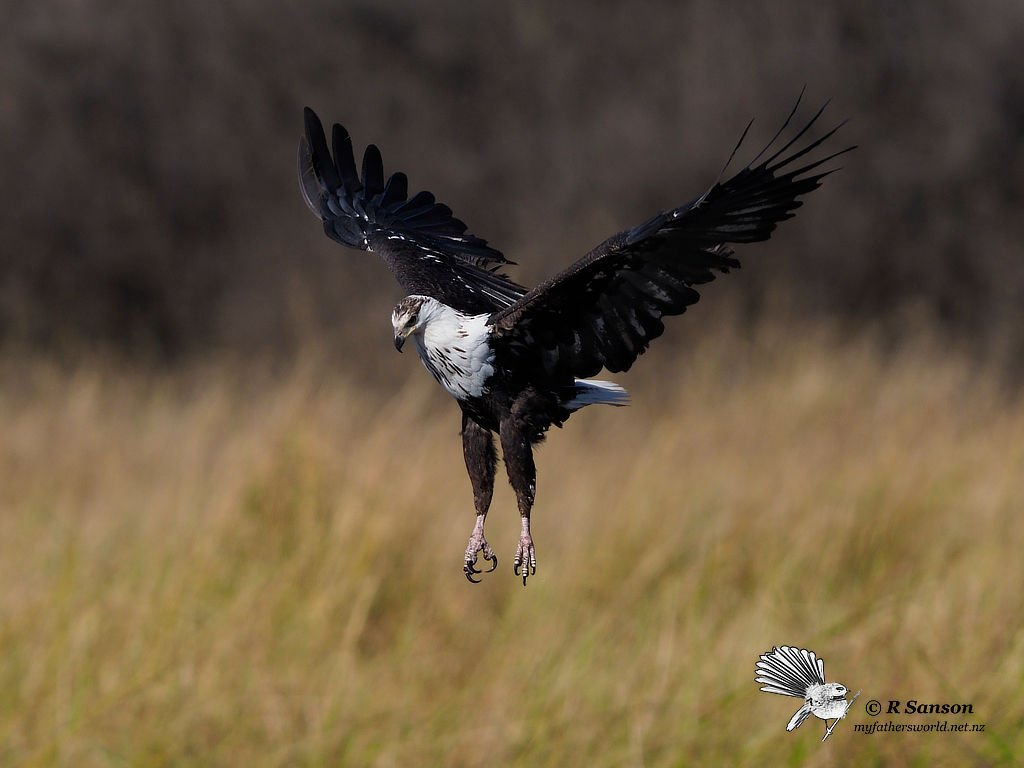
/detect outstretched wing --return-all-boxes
[489,97,853,380]
[299,108,526,314]
[755,645,827,698]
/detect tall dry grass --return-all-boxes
[1,326,1022,766]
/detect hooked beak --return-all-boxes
[394,333,406,353]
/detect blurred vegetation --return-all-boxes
[3,5,1024,765]
[1,0,1023,369]
[1,325,1022,766]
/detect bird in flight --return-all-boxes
[298,96,851,584]
[756,645,860,741]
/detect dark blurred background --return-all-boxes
[2,0,1023,372]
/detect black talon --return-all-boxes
[466,560,480,574]
[465,567,481,583]
[485,554,498,573]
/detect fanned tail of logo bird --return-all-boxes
[755,645,825,698]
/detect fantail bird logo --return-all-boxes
[755,646,860,741]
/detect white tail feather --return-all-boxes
[787,703,814,731]
[565,379,630,410]
[755,646,825,698]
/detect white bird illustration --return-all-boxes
[755,646,860,741]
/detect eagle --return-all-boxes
[298,96,851,585]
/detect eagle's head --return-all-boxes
[392,295,430,352]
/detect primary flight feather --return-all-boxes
[299,96,853,584]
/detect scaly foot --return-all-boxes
[513,532,536,585]
[464,518,497,583]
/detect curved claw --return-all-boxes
[464,525,496,584]
[464,555,482,582]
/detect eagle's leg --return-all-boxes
[499,409,537,585]
[462,412,498,583]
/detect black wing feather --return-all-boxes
[299,107,526,314]
[395,190,435,215]
[361,145,385,199]
[490,97,853,381]
[331,123,361,197]
[378,172,408,208]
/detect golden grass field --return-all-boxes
[1,323,1023,767]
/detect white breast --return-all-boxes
[412,307,495,400]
